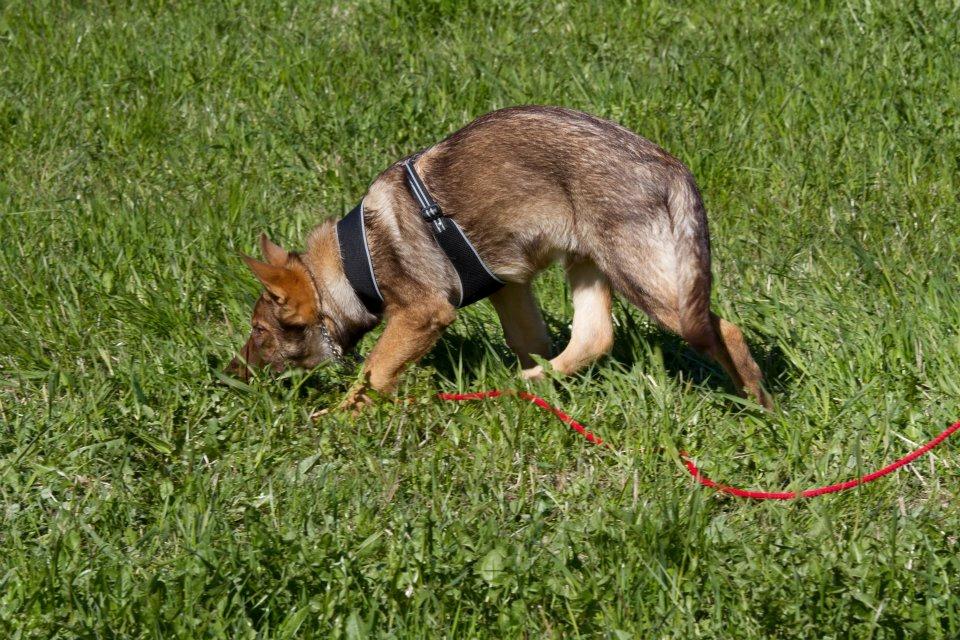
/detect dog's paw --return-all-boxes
[756,387,775,412]
[521,365,545,381]
[309,407,332,420]
[337,387,375,415]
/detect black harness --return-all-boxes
[336,159,503,313]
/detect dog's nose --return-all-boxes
[224,356,252,381]
[225,337,256,381]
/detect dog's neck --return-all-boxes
[303,221,379,348]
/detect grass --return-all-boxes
[1,0,959,636]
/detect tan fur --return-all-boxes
[303,222,378,348]
[228,106,772,410]
[259,233,289,267]
[540,257,614,377]
[240,256,316,326]
[488,283,551,369]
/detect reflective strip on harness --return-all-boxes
[336,202,384,314]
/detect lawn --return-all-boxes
[2,0,959,637]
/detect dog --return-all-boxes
[227,106,772,411]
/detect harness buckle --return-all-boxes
[420,204,446,232]
[420,203,442,221]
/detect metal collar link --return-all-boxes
[317,319,344,363]
[298,254,345,363]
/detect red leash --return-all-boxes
[437,389,960,501]
[438,390,605,445]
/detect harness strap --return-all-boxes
[336,158,504,313]
[402,159,504,307]
[336,202,384,314]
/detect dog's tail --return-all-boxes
[666,170,714,348]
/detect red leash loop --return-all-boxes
[438,389,960,501]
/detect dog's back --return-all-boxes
[419,106,704,278]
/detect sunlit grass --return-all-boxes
[1,0,959,637]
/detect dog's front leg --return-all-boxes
[338,300,457,413]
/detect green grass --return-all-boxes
[2,0,959,637]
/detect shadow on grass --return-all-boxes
[210,351,358,400]
[216,304,795,402]
[610,303,795,396]
[422,303,795,399]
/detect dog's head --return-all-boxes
[226,234,343,381]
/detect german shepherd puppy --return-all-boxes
[227,106,772,411]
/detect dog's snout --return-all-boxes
[225,356,251,381]
[225,337,258,381]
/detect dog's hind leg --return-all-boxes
[525,257,614,379]
[595,223,771,409]
[489,282,552,369]
[708,312,771,409]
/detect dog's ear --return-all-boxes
[259,233,289,267]
[241,255,317,325]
